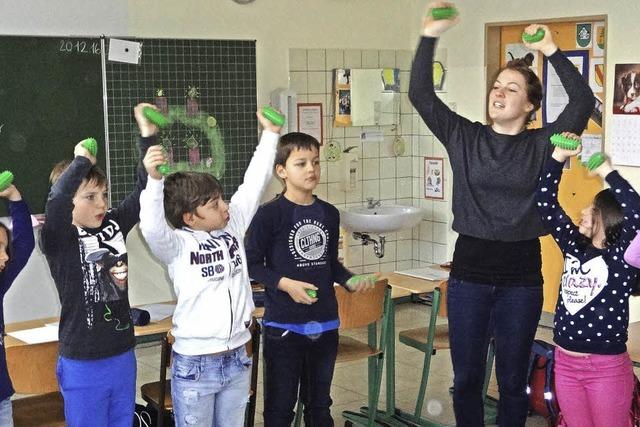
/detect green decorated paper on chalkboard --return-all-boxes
[156,107,226,179]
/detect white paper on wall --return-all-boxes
[611,114,640,166]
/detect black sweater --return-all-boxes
[409,37,594,285]
[40,136,153,359]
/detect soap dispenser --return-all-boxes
[340,146,358,192]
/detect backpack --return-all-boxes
[526,339,563,427]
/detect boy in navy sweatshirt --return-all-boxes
[0,181,35,427]
[40,103,156,427]
[246,132,374,426]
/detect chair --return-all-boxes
[6,341,66,427]
[397,282,496,424]
[293,279,393,427]
[141,320,261,427]
[140,332,174,427]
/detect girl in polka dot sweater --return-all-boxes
[535,132,640,427]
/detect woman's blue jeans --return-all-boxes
[447,277,543,427]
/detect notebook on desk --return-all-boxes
[394,266,450,281]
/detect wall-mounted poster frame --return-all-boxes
[424,157,444,200]
[297,103,323,145]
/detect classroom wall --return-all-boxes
[6,0,640,322]
[1,0,419,322]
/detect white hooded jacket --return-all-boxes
[139,130,278,355]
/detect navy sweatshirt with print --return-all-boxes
[536,158,640,354]
[0,201,35,401]
[40,137,153,359]
[245,195,352,325]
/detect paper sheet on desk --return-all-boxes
[136,303,176,322]
[7,325,58,344]
[394,267,449,281]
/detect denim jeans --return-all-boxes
[447,278,543,427]
[0,397,13,427]
[263,326,339,427]
[56,349,136,427]
[555,349,634,427]
[171,346,252,427]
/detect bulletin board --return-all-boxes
[486,17,607,313]
[105,38,257,205]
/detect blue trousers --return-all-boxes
[447,278,543,427]
[56,349,136,427]
[0,397,13,427]
[171,346,252,427]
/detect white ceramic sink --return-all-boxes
[340,204,424,234]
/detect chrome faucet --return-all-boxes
[366,197,381,209]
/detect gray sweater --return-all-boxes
[409,37,595,242]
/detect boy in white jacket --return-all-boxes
[139,109,281,427]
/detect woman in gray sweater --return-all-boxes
[409,2,594,426]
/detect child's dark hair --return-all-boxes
[491,57,543,125]
[49,160,108,188]
[163,172,222,228]
[275,132,321,167]
[580,189,624,246]
[0,222,12,262]
[592,189,624,246]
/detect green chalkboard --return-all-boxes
[0,36,106,215]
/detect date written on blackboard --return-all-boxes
[59,40,100,55]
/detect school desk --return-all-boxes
[5,304,265,349]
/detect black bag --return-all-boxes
[526,340,563,427]
[133,403,153,427]
[133,403,174,427]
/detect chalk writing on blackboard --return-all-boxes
[58,39,101,55]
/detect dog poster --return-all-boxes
[613,64,640,114]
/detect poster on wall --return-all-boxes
[575,23,592,49]
[297,103,323,145]
[424,157,444,200]
[589,58,604,94]
[504,43,538,72]
[611,63,640,166]
[593,22,605,57]
[333,69,351,127]
[542,50,588,125]
[613,63,640,114]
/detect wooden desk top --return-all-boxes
[379,272,444,295]
[4,302,266,348]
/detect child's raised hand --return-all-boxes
[257,109,282,134]
[74,140,97,165]
[277,277,318,305]
[522,24,557,56]
[551,132,582,163]
[346,272,380,292]
[143,145,167,180]
[588,154,614,179]
[134,103,159,138]
[0,184,22,202]
[422,2,459,38]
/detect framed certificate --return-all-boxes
[297,103,323,145]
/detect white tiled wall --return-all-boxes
[288,47,452,274]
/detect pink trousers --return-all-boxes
[554,348,634,427]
